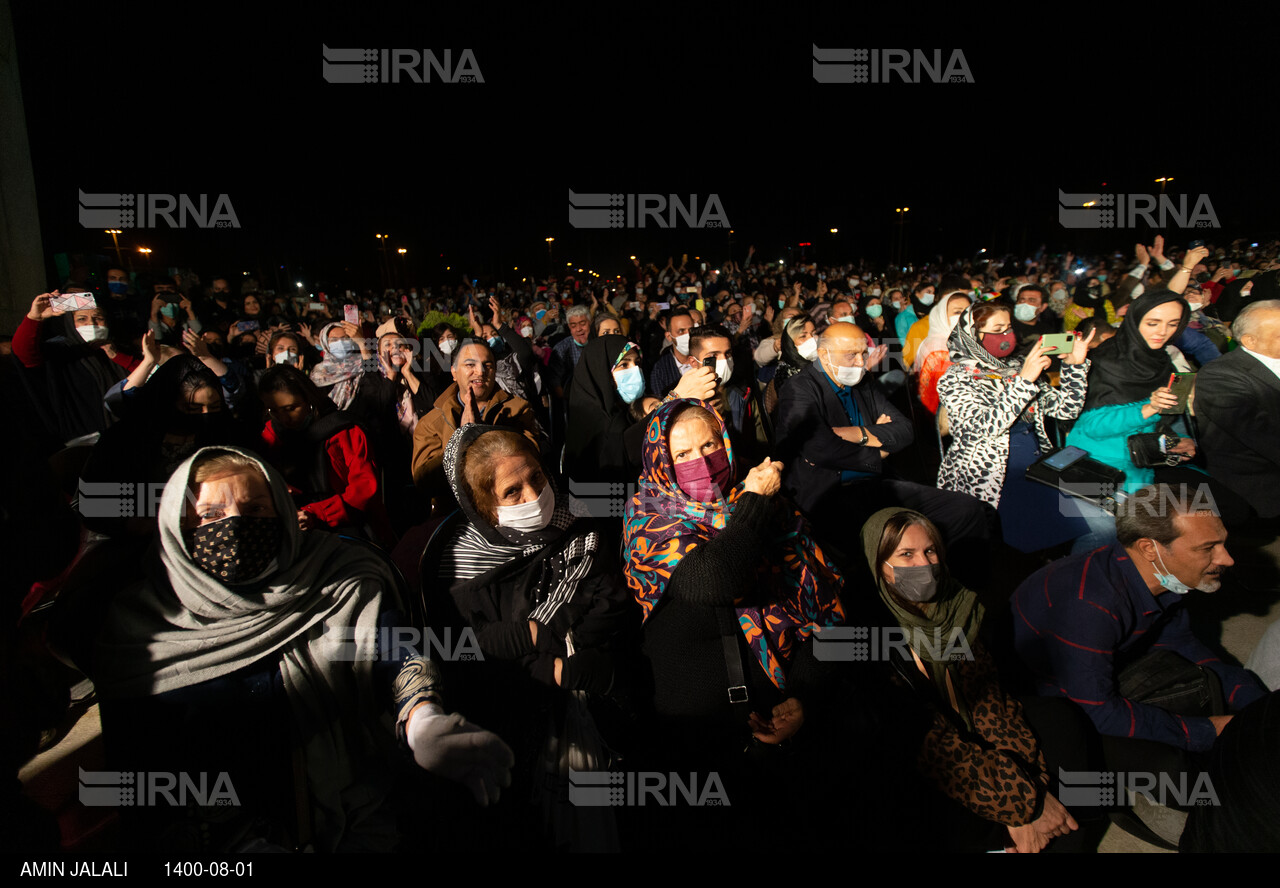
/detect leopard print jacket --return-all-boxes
[896,640,1049,827]
[935,360,1089,508]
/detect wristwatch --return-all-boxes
[855,426,869,446]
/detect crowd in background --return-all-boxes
[4,234,1280,854]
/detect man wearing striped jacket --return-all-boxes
[1011,484,1266,762]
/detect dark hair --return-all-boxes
[450,337,493,369]
[591,312,622,336]
[666,307,694,325]
[431,322,460,344]
[1115,483,1219,547]
[971,302,1011,330]
[257,365,334,417]
[688,324,733,355]
[1075,316,1114,341]
[874,511,948,606]
[1017,285,1047,303]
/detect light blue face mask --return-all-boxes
[613,365,644,403]
[1014,303,1038,323]
[329,338,357,359]
[160,303,177,318]
[918,292,935,306]
[1097,274,1108,282]
[866,304,883,319]
[1153,543,1193,595]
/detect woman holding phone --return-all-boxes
[936,302,1108,552]
[1065,290,1196,495]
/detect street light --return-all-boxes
[830,228,838,234]
[1155,177,1174,192]
[545,237,555,272]
[137,247,152,268]
[105,229,124,267]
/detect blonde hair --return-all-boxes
[191,452,265,485]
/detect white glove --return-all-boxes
[407,704,514,806]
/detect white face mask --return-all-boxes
[273,349,298,365]
[822,349,864,386]
[1014,303,1038,323]
[1187,301,1203,313]
[495,482,555,532]
[797,338,819,361]
[918,292,935,306]
[520,325,534,338]
[715,356,734,384]
[76,324,109,343]
[674,332,691,356]
[870,288,882,297]
[438,339,458,355]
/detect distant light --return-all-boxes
[629,255,636,260]
[397,248,407,254]
[979,248,986,253]
[829,228,838,234]
[296,281,303,288]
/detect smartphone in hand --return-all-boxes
[344,305,360,325]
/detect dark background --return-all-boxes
[12,3,1276,291]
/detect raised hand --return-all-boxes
[1150,234,1166,264]
[1019,339,1053,382]
[1135,243,1150,266]
[1062,328,1095,365]
[28,292,62,321]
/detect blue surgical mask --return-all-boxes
[613,365,645,403]
[108,281,130,295]
[535,309,547,321]
[1153,543,1193,595]
[160,303,177,318]
[1096,274,1108,283]
[487,336,502,349]
[329,339,357,359]
[866,304,883,319]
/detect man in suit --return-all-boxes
[1195,299,1280,524]
[774,322,993,581]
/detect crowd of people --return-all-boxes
[4,236,1280,854]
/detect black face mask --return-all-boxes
[186,515,282,584]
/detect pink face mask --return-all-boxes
[673,448,734,502]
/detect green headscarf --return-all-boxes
[860,507,985,730]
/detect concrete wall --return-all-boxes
[0,0,45,334]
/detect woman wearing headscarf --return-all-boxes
[13,292,139,444]
[1062,278,1118,333]
[762,316,817,417]
[1066,289,1195,493]
[935,303,1109,552]
[89,446,512,853]
[912,291,972,414]
[564,335,647,483]
[80,353,254,539]
[310,321,370,411]
[435,425,639,848]
[623,399,845,772]
[860,508,1092,852]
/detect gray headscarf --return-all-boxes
[96,445,401,851]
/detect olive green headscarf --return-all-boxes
[860,507,985,729]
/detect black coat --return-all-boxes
[1195,347,1280,518]
[774,362,913,517]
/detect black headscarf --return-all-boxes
[1083,289,1189,410]
[1210,272,1278,324]
[1072,279,1106,313]
[774,317,814,387]
[564,334,639,483]
[40,314,129,442]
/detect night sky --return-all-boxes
[12,5,1277,291]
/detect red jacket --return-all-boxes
[13,315,140,372]
[260,419,394,545]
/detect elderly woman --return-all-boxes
[90,447,512,853]
[624,399,845,773]
[435,425,639,847]
[860,508,1092,853]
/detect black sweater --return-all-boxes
[640,492,834,765]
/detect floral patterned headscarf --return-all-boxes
[622,398,846,689]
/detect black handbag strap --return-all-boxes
[714,606,752,723]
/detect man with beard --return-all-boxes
[1012,484,1266,766]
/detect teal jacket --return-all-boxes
[1065,401,1159,493]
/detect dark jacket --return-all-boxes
[774,362,913,516]
[1195,347,1280,518]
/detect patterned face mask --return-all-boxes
[187,516,282,584]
